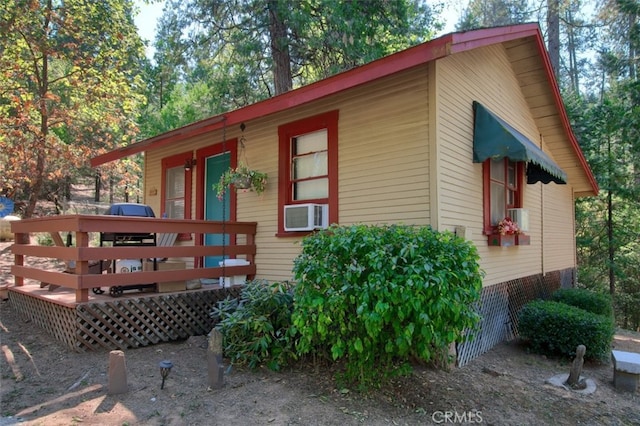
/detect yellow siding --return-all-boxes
[142,44,579,285]
[143,66,430,282]
[435,44,575,286]
[542,183,576,272]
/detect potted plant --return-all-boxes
[214,163,268,200]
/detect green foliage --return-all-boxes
[211,280,296,371]
[551,288,613,317]
[141,0,442,134]
[0,0,146,215]
[518,300,614,361]
[291,224,483,387]
[570,82,640,330]
[457,0,531,31]
[35,233,54,247]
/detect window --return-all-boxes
[161,152,193,239]
[292,130,328,200]
[483,158,523,233]
[278,110,339,235]
[165,166,185,218]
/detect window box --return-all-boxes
[487,233,516,247]
[516,233,530,245]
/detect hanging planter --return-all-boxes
[214,163,268,200]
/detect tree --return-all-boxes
[0,0,146,217]
[547,0,561,78]
[456,0,531,30]
[137,0,442,137]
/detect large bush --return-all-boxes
[291,224,483,386]
[211,280,296,370]
[518,300,614,361]
[551,288,613,317]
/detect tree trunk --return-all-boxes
[607,134,615,295]
[64,176,71,201]
[629,13,637,81]
[109,175,114,205]
[95,172,101,202]
[565,8,579,92]
[267,0,292,95]
[547,0,560,81]
[25,0,53,219]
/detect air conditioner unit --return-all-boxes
[508,208,529,232]
[284,203,329,231]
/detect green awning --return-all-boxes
[472,101,567,184]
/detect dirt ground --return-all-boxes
[1,240,639,426]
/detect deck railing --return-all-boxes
[10,215,257,303]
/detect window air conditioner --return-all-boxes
[507,208,529,232]
[284,203,329,231]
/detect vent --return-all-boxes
[284,204,329,231]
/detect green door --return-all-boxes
[204,152,230,267]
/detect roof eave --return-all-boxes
[91,34,455,167]
[529,30,599,196]
[91,22,599,198]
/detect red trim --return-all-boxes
[482,159,524,234]
[90,23,597,196]
[90,33,450,167]
[530,32,599,195]
[277,110,339,235]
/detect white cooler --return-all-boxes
[219,259,250,287]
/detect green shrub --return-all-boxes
[211,280,296,370]
[551,288,613,317]
[291,224,483,387]
[518,300,614,361]
[36,232,54,246]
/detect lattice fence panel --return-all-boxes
[457,269,567,366]
[9,292,78,350]
[9,287,242,352]
[75,287,242,351]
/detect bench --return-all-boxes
[611,350,640,392]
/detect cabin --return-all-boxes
[14,23,598,363]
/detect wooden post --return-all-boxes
[14,232,24,287]
[566,345,586,388]
[108,350,128,394]
[207,329,224,389]
[75,231,90,303]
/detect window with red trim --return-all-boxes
[483,158,524,234]
[277,110,339,235]
[161,152,193,240]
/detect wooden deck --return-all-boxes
[10,215,257,303]
[7,214,257,351]
[9,282,241,352]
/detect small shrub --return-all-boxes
[210,280,296,370]
[36,233,54,246]
[292,224,483,388]
[518,300,614,361]
[551,288,613,317]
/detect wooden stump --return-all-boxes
[207,329,224,389]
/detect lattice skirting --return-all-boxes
[456,268,574,367]
[9,288,241,352]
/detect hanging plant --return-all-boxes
[214,163,268,200]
